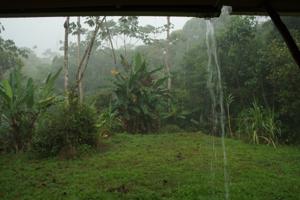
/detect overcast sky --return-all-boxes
[0,17,191,56]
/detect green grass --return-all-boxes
[1,132,300,200]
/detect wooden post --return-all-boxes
[265,2,300,69]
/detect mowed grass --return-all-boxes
[1,132,300,200]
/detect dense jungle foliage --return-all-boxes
[1,14,300,157]
[1,12,300,200]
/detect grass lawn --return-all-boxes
[0,132,300,200]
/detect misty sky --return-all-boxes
[0,17,191,56]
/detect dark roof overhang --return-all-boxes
[1,0,300,18]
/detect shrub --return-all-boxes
[32,101,98,158]
[97,103,122,136]
[237,102,281,147]
[0,67,61,153]
[112,54,169,133]
[92,90,113,111]
[160,124,183,133]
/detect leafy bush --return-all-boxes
[32,100,98,158]
[112,54,169,133]
[161,101,200,131]
[92,90,113,111]
[162,102,189,127]
[97,103,122,136]
[237,102,281,147]
[0,67,61,152]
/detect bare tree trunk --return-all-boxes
[226,103,233,137]
[76,17,106,87]
[164,16,172,110]
[105,18,117,66]
[123,34,127,58]
[76,17,83,103]
[165,16,172,91]
[63,17,70,95]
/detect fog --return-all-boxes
[1,12,300,200]
[0,17,190,56]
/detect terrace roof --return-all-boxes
[0,0,300,17]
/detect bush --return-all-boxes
[0,119,10,152]
[237,102,281,147]
[112,54,169,133]
[160,124,183,133]
[97,103,122,136]
[32,102,98,158]
[0,67,61,153]
[77,144,96,157]
[92,90,113,111]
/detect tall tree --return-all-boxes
[165,16,172,91]
[0,23,27,79]
[76,17,83,103]
[75,16,106,102]
[104,18,117,66]
[63,17,70,95]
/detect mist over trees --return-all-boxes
[1,14,300,156]
[1,13,300,200]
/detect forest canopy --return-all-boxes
[1,12,300,200]
[1,14,300,155]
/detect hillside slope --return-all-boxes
[1,133,300,200]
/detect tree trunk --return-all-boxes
[165,16,172,91]
[63,17,70,95]
[76,17,83,103]
[164,16,172,110]
[105,18,117,66]
[260,77,270,108]
[123,34,127,58]
[76,17,106,87]
[226,103,233,137]
[0,68,3,80]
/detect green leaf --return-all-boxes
[134,53,143,71]
[1,80,13,101]
[25,78,34,108]
[38,96,56,109]
[154,77,168,87]
[0,84,10,103]
[149,67,163,75]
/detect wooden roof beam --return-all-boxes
[265,1,300,69]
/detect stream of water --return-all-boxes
[205,7,231,199]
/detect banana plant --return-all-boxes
[112,54,169,133]
[0,67,61,152]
